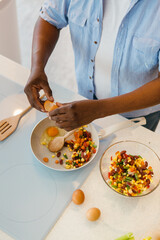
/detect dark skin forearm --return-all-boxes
[31,17,60,71]
[24,17,60,111]
[99,76,160,117]
[50,76,160,131]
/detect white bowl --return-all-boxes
[31,117,99,171]
[100,140,160,197]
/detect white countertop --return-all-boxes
[0,55,160,240]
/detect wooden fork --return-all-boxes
[0,94,45,141]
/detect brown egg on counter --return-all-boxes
[86,207,101,221]
[72,189,85,205]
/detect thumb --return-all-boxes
[56,102,63,107]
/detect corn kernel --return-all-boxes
[65,165,71,169]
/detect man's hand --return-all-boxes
[24,69,54,111]
[48,100,101,131]
[24,17,59,111]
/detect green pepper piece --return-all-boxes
[116,181,122,184]
[89,141,92,146]
[92,144,97,148]
[115,232,135,240]
[123,166,129,170]
[112,184,118,189]
[109,181,112,185]
[124,176,133,182]
[113,173,118,179]
[63,153,68,159]
[134,173,139,181]
[126,185,130,190]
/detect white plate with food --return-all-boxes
[31,117,99,171]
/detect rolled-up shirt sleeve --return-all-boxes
[40,0,69,29]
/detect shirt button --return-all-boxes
[89,76,92,79]
[89,90,92,93]
[94,41,98,44]
[97,18,99,22]
[91,59,94,62]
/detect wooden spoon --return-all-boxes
[0,106,32,141]
[48,129,75,152]
[0,93,45,141]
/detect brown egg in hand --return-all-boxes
[72,189,85,205]
[86,207,101,221]
[44,100,58,112]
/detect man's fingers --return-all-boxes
[42,82,54,101]
[56,102,63,107]
[49,106,68,116]
[51,114,75,123]
[32,87,45,111]
[55,121,77,131]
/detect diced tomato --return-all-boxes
[92,148,96,154]
[120,150,126,155]
[74,132,79,139]
[83,142,89,147]
[130,167,135,172]
[43,157,49,162]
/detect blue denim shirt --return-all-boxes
[40,0,160,117]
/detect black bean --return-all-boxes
[132,189,137,194]
[146,179,150,184]
[117,167,120,173]
[120,150,126,155]
[130,160,135,165]
[87,132,91,138]
[145,161,148,167]
[57,152,61,157]
[59,159,63,165]
[110,169,116,176]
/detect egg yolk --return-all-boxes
[47,127,59,137]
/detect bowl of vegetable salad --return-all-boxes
[100,141,160,197]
